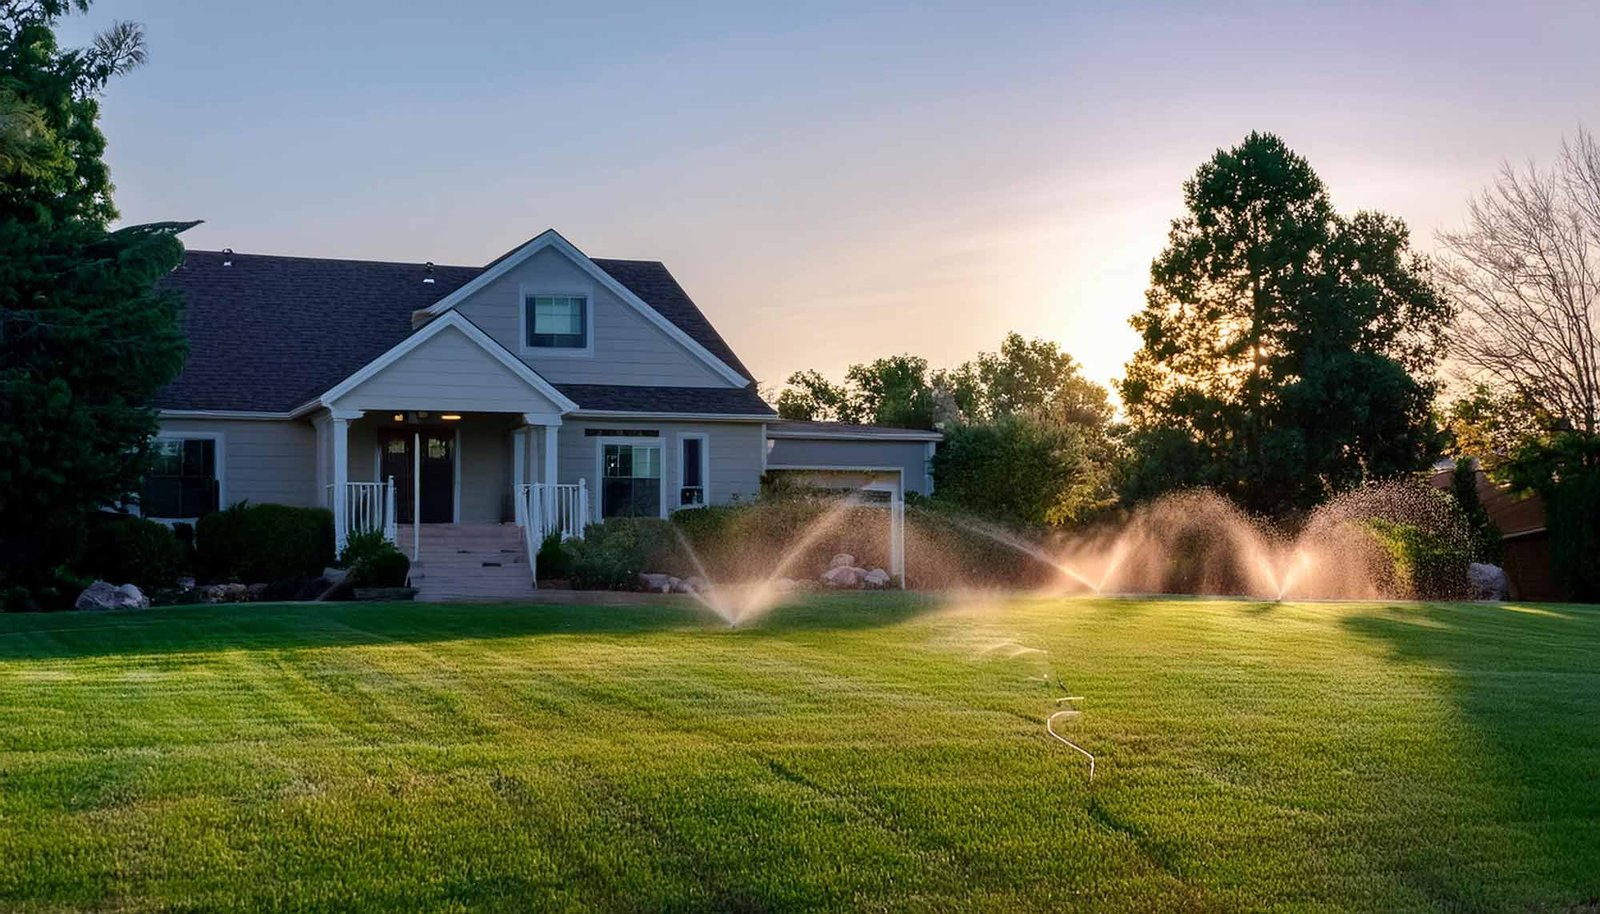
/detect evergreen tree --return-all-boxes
[0,1,193,603]
[1119,132,1450,514]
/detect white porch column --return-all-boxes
[329,408,361,552]
[312,414,331,504]
[542,423,559,486]
[511,425,527,493]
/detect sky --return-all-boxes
[62,0,1600,393]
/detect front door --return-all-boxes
[380,430,455,524]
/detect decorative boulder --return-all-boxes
[1467,562,1508,601]
[198,583,252,604]
[683,576,708,593]
[772,577,798,593]
[322,567,349,586]
[862,568,892,589]
[75,581,149,611]
[639,573,673,593]
[821,565,861,588]
[828,553,856,570]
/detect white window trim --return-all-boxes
[592,435,667,521]
[675,432,710,511]
[139,430,227,522]
[519,285,595,359]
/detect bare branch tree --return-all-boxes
[1439,128,1600,436]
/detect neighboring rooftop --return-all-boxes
[766,419,942,440]
[153,249,769,415]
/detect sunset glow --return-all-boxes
[70,0,1600,389]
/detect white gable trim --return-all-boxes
[414,229,750,387]
[309,311,579,414]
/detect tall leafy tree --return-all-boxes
[934,332,1112,427]
[1119,132,1450,514]
[844,355,935,429]
[775,369,851,422]
[775,356,936,428]
[0,0,193,601]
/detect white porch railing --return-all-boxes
[327,478,398,549]
[515,480,589,584]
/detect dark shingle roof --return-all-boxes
[153,248,766,414]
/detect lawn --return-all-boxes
[0,594,1595,913]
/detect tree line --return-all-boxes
[776,131,1600,598]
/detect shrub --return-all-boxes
[933,417,1114,527]
[196,502,335,583]
[2,565,93,612]
[349,548,410,588]
[171,522,198,573]
[80,515,185,591]
[566,518,682,589]
[338,530,391,569]
[535,532,573,581]
[1366,518,1470,599]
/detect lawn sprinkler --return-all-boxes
[1047,695,1095,782]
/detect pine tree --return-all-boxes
[0,1,194,603]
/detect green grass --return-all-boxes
[0,595,1596,913]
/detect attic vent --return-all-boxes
[423,261,435,284]
[222,248,233,267]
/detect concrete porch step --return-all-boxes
[399,523,537,602]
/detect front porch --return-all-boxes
[316,410,588,585]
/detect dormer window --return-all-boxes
[525,294,588,349]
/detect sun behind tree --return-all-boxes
[1118,131,1451,516]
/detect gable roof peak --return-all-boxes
[414,229,751,386]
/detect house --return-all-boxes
[148,229,940,598]
[1429,463,1556,600]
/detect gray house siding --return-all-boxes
[331,325,566,414]
[555,419,766,519]
[157,418,318,509]
[455,247,733,388]
[460,419,513,522]
[766,437,934,496]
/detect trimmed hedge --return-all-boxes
[81,515,186,591]
[196,502,335,583]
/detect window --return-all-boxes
[679,435,707,507]
[525,294,587,349]
[601,442,661,518]
[141,437,219,518]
